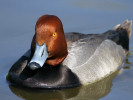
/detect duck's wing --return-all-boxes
[63,20,132,84]
[63,37,126,84]
[63,20,132,70]
[63,33,109,69]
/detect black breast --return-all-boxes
[7,56,81,89]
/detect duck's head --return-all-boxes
[28,15,68,70]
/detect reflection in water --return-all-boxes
[123,56,131,69]
[9,71,119,100]
[123,58,130,69]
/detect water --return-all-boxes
[0,0,133,100]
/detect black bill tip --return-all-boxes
[28,62,41,70]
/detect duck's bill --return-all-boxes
[28,43,48,70]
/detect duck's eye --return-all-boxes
[53,32,56,37]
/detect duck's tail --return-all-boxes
[112,20,132,51]
[113,20,132,38]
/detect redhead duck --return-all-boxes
[7,15,132,89]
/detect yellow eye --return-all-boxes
[53,32,56,37]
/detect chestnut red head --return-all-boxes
[28,15,68,70]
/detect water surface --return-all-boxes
[0,0,133,100]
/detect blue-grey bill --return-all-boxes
[28,42,48,70]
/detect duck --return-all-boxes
[7,15,132,89]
